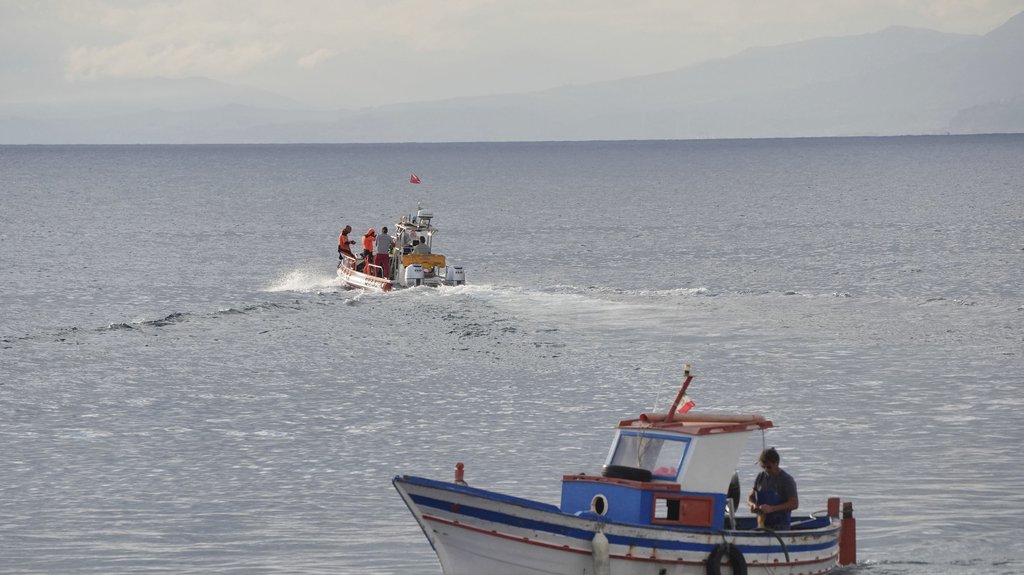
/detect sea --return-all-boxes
[1,136,1022,575]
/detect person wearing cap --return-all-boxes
[362,228,376,256]
[355,229,375,273]
[373,226,394,279]
[747,447,799,530]
[338,225,355,261]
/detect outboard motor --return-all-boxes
[404,264,424,287]
[446,265,466,286]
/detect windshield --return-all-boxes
[607,431,690,480]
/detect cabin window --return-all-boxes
[651,494,715,527]
[650,440,687,479]
[653,497,679,520]
[607,431,690,479]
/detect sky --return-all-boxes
[1,0,1022,110]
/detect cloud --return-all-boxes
[297,48,337,69]
[66,40,282,81]
[57,0,481,82]
[60,1,286,80]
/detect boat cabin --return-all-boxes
[396,208,436,255]
[560,412,772,530]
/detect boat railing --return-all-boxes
[364,263,385,278]
[339,254,387,279]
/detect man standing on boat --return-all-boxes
[338,225,355,261]
[362,228,376,255]
[374,226,394,279]
[747,447,799,530]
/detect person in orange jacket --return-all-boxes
[361,229,376,256]
[338,225,355,261]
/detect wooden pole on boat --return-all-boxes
[666,364,694,422]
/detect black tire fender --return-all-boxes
[600,464,652,483]
[706,542,747,575]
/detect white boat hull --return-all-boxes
[336,262,392,292]
[394,475,841,575]
[337,261,464,291]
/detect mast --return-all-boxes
[666,364,694,422]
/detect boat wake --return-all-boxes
[2,302,308,347]
[438,283,713,326]
[265,265,343,293]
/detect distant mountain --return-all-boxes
[1,11,1022,143]
[0,76,325,144]
[347,10,1024,141]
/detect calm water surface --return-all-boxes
[1,136,1022,574]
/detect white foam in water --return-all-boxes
[265,265,342,293]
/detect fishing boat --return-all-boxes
[337,207,466,292]
[393,367,857,575]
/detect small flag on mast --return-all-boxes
[410,174,421,184]
[677,395,695,414]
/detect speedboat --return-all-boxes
[393,367,857,575]
[337,207,466,292]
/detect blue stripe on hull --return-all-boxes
[411,492,599,542]
[399,474,562,512]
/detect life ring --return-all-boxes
[705,542,747,575]
[601,464,652,483]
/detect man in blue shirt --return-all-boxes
[747,447,799,530]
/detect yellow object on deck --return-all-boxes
[402,253,446,269]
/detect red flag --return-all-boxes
[410,174,421,184]
[676,395,695,414]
